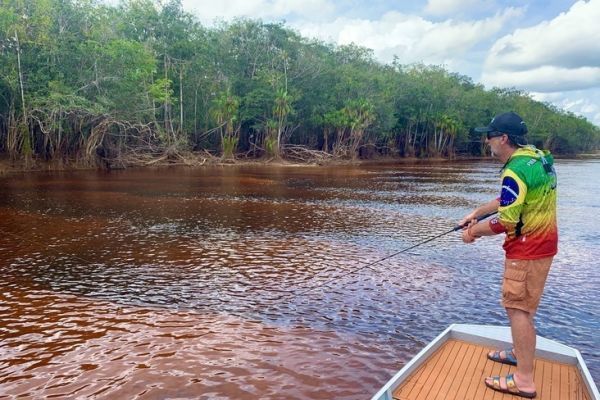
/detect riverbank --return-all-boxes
[0,154,461,175]
[2,152,597,175]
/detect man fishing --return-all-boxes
[460,111,558,399]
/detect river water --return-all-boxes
[0,160,598,399]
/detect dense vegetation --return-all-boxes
[1,0,598,168]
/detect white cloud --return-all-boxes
[178,0,599,126]
[294,7,523,65]
[482,66,600,92]
[184,0,335,25]
[424,0,492,16]
[532,89,600,126]
[482,0,600,92]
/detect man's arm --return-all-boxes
[460,199,501,244]
[459,198,500,227]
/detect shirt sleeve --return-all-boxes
[497,168,527,238]
[489,217,506,234]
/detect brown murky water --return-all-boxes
[1,161,598,399]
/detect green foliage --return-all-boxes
[273,88,292,121]
[264,137,276,157]
[149,78,175,104]
[0,0,598,164]
[221,135,238,159]
[263,119,278,157]
[343,99,375,131]
[210,90,240,158]
[210,91,239,135]
[37,80,99,111]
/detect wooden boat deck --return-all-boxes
[393,339,592,400]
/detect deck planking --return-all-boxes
[393,339,591,400]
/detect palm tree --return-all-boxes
[272,88,292,159]
[343,99,375,159]
[210,91,240,160]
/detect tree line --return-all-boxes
[1,0,598,168]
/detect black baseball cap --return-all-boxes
[475,112,528,136]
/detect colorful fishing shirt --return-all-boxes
[489,146,558,259]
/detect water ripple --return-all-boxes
[0,161,598,398]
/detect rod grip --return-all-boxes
[453,211,498,231]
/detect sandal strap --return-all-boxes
[491,348,517,362]
[501,348,516,359]
[506,374,517,391]
[506,374,524,394]
[488,374,519,393]
[492,376,501,389]
[486,374,536,398]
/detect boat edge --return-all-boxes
[371,324,599,400]
[370,324,456,400]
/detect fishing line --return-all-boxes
[279,211,498,303]
[2,210,498,310]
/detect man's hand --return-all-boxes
[462,220,479,243]
[459,199,500,227]
[459,213,477,228]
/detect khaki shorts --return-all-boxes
[502,257,553,313]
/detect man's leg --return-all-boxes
[485,257,552,394]
[507,307,536,392]
[484,308,537,392]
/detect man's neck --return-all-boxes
[499,147,517,164]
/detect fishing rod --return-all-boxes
[284,210,498,301]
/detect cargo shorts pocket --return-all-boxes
[503,267,527,302]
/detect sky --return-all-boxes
[182,0,600,126]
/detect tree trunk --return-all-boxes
[7,104,18,161]
[164,54,171,144]
[194,86,198,137]
[149,75,157,125]
[179,66,183,135]
[15,30,26,124]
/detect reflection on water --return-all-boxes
[1,161,598,398]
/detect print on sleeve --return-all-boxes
[500,176,520,206]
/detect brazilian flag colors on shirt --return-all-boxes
[489,146,558,259]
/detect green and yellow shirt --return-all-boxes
[489,146,558,259]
